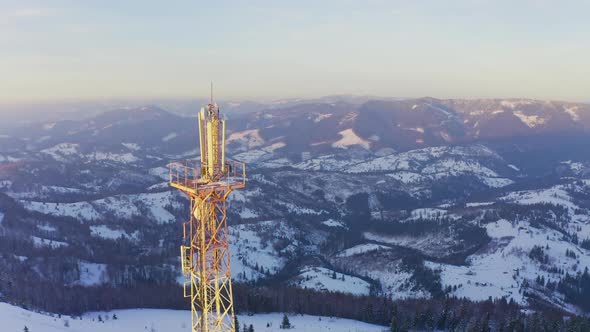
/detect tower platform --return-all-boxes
[169,159,246,195]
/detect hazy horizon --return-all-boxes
[1,93,589,106]
[1,1,589,104]
[1,93,589,128]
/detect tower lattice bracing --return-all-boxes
[170,99,245,332]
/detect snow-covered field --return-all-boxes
[121,143,141,151]
[369,265,430,301]
[289,266,371,296]
[322,219,346,228]
[363,231,456,258]
[428,218,590,308]
[90,225,137,241]
[233,142,287,164]
[0,302,384,332]
[501,185,577,212]
[8,185,84,199]
[278,145,513,188]
[78,262,109,286]
[229,221,296,282]
[90,152,138,163]
[162,132,178,142]
[31,236,69,249]
[289,155,365,172]
[227,129,265,150]
[344,145,498,173]
[20,191,183,224]
[21,201,101,221]
[41,143,80,162]
[336,243,390,257]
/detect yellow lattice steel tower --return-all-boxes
[169,93,245,332]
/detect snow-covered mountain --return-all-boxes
[225,98,590,154]
[2,97,590,319]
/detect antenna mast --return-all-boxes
[169,87,246,332]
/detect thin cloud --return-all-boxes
[0,7,55,24]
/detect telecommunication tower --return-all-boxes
[169,88,245,332]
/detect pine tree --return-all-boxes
[248,324,254,332]
[23,326,29,332]
[364,303,374,322]
[437,307,448,330]
[481,313,491,332]
[280,313,291,329]
[390,318,399,332]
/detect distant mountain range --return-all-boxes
[1,97,590,316]
[226,98,590,154]
[2,97,590,158]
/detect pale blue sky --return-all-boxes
[1,0,589,102]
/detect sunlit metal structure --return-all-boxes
[170,91,245,332]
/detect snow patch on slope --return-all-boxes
[332,129,370,149]
[227,129,265,149]
[346,145,498,174]
[42,122,56,130]
[41,143,80,161]
[336,243,390,257]
[229,221,296,282]
[121,142,140,151]
[31,236,69,248]
[481,177,514,188]
[322,219,346,228]
[501,100,533,109]
[90,225,137,241]
[90,152,138,163]
[22,201,101,221]
[162,132,177,142]
[508,164,520,171]
[386,171,423,184]
[501,185,577,212]
[314,113,333,122]
[78,261,109,286]
[290,266,371,296]
[233,141,286,164]
[562,160,584,174]
[513,111,546,128]
[21,191,182,224]
[149,166,169,180]
[292,155,362,171]
[564,106,580,121]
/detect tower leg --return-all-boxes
[188,192,235,332]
